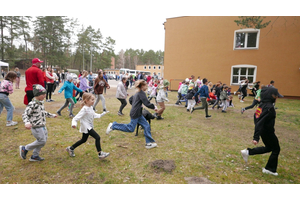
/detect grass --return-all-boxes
[0,80,300,184]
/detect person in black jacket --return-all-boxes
[212,83,221,109]
[241,86,280,176]
[106,80,158,149]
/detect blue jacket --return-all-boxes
[194,84,209,98]
[58,80,83,99]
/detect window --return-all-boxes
[153,66,156,70]
[148,66,151,69]
[231,65,256,85]
[234,29,260,50]
[158,66,161,69]
[144,66,146,69]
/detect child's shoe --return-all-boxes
[66,146,75,157]
[145,143,157,149]
[222,110,227,113]
[157,116,164,120]
[262,168,278,176]
[56,111,62,116]
[190,107,195,113]
[69,114,75,118]
[241,108,245,114]
[240,100,244,103]
[187,109,190,112]
[106,123,113,135]
[98,151,110,160]
[6,121,18,126]
[19,145,28,160]
[29,155,45,162]
[205,115,212,119]
[241,149,249,163]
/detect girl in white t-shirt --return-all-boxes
[66,93,110,160]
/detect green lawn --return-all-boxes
[0,80,299,184]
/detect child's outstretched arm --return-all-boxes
[94,111,109,119]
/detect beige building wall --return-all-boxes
[164,16,300,96]
[136,65,164,77]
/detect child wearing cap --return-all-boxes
[20,84,57,161]
[186,82,197,112]
[0,71,18,126]
[57,75,83,118]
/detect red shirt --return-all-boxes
[207,92,217,101]
[147,76,151,83]
[25,65,45,92]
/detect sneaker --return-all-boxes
[66,146,75,157]
[56,111,62,116]
[153,113,158,118]
[262,168,278,176]
[6,121,18,126]
[241,149,249,163]
[69,114,75,118]
[234,91,236,95]
[145,143,157,149]
[241,108,245,114]
[205,115,212,119]
[106,123,113,135]
[222,110,227,113]
[187,109,190,112]
[117,111,124,116]
[157,116,164,120]
[29,156,45,162]
[184,105,187,107]
[190,107,195,114]
[240,100,244,103]
[175,103,179,105]
[50,99,55,102]
[98,151,110,160]
[19,145,28,160]
[103,109,107,112]
[46,99,50,102]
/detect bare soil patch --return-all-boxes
[184,176,214,184]
[150,160,176,173]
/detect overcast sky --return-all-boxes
[3,1,297,55]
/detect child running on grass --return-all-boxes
[220,85,230,113]
[20,84,57,161]
[191,78,211,118]
[241,85,266,114]
[106,80,158,149]
[57,75,83,118]
[66,93,110,160]
[0,71,18,126]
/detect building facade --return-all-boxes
[135,65,164,78]
[163,16,300,97]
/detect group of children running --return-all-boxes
[0,69,282,176]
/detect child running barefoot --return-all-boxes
[66,93,110,160]
[0,71,18,126]
[106,80,158,149]
[20,84,57,161]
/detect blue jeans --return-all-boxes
[0,93,14,121]
[112,115,155,144]
[180,94,187,106]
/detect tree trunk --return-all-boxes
[0,17,4,61]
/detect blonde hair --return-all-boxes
[81,93,94,107]
[82,70,88,77]
[135,80,147,91]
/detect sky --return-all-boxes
[2,0,297,55]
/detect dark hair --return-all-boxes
[202,78,208,84]
[122,77,127,81]
[270,80,274,84]
[5,71,17,83]
[224,85,229,89]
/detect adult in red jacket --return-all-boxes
[24,58,45,105]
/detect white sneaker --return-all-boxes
[145,143,157,149]
[262,168,278,176]
[240,100,244,103]
[241,149,249,163]
[6,121,18,126]
[234,92,236,95]
[106,123,113,135]
[98,151,110,160]
[66,146,75,157]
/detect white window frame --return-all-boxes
[148,66,151,69]
[230,65,257,86]
[153,66,156,70]
[233,29,260,50]
[144,66,146,69]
